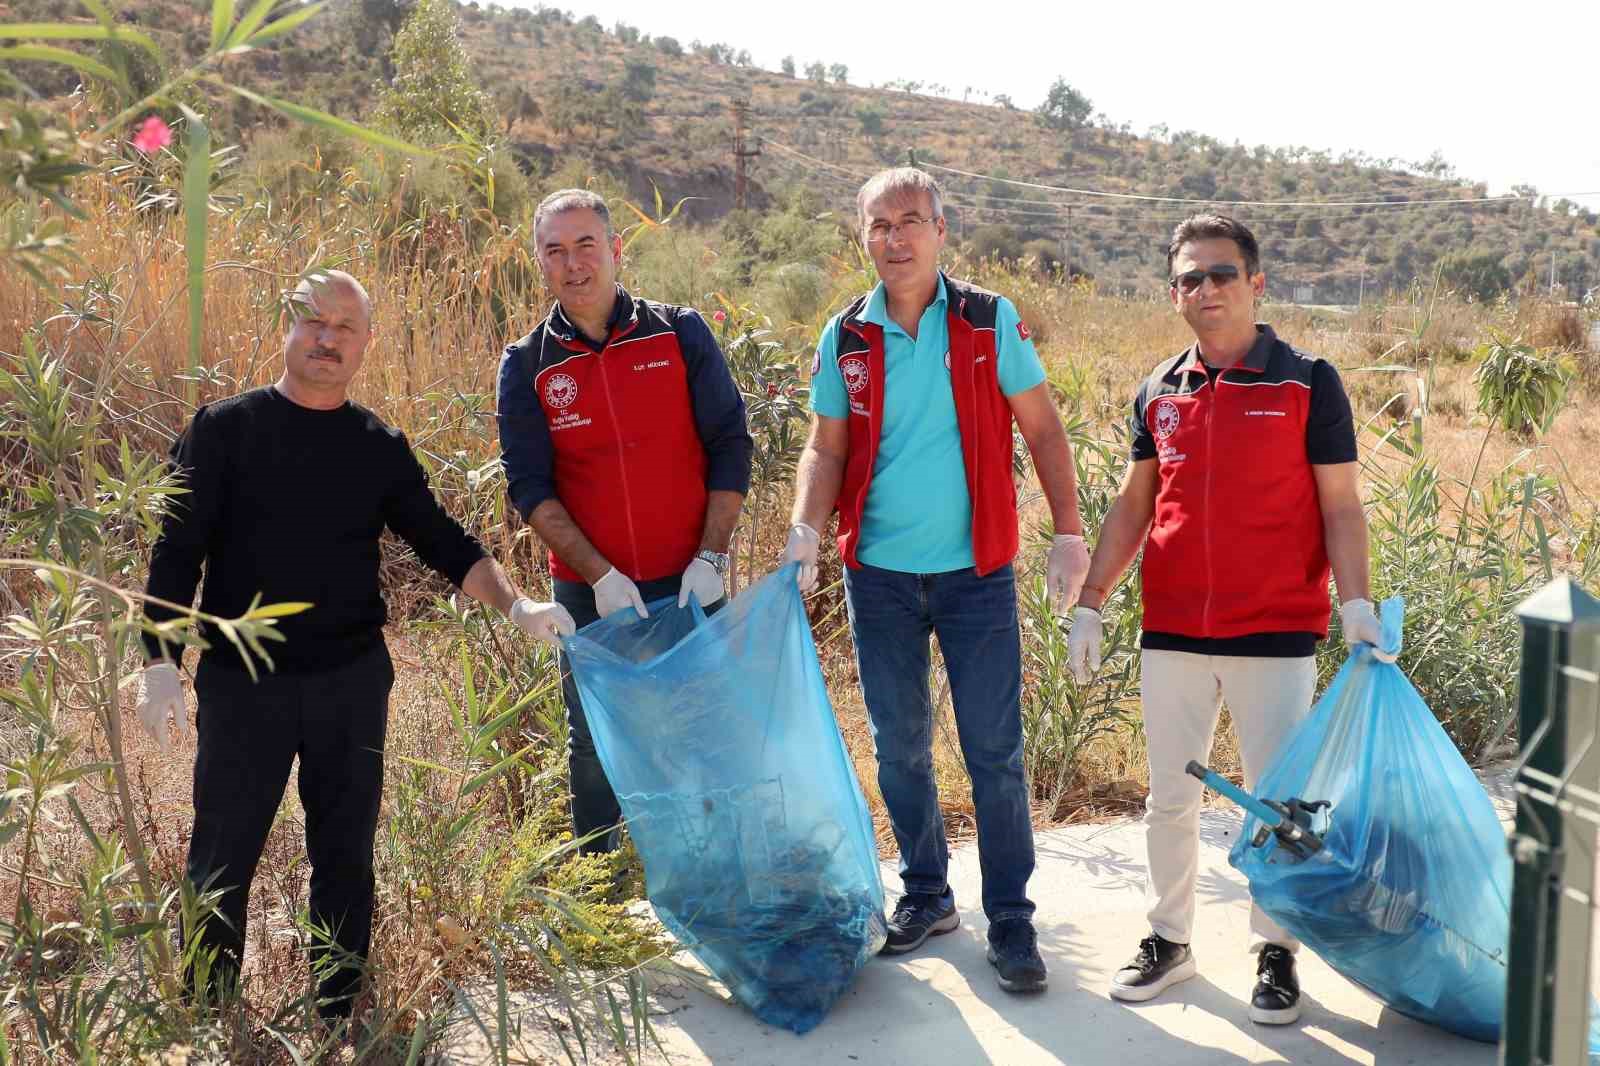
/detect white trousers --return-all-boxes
[1140,650,1317,952]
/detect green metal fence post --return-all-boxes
[1505,577,1600,1066]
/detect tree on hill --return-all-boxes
[621,58,657,102]
[856,105,886,138]
[374,0,492,142]
[1437,248,1513,302]
[495,85,540,137]
[1037,77,1092,131]
[969,223,1024,262]
[780,55,796,77]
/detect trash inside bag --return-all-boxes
[1232,597,1600,1049]
[561,563,886,1034]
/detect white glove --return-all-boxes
[1067,607,1104,685]
[1047,533,1091,616]
[135,662,191,752]
[1340,598,1397,662]
[677,557,726,608]
[783,522,820,593]
[510,597,575,645]
[593,567,648,619]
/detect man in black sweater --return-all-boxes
[135,270,571,1018]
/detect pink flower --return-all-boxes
[712,310,727,323]
[132,116,173,154]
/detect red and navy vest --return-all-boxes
[1138,327,1333,638]
[831,275,1019,576]
[525,295,707,584]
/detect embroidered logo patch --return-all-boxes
[841,356,869,396]
[1154,398,1181,441]
[543,372,579,409]
[1017,320,1032,341]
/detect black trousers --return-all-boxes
[184,641,393,1016]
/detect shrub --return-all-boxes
[1473,337,1572,437]
[373,0,494,143]
[1017,425,1140,810]
[1348,426,1599,760]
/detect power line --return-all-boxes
[761,138,1537,220]
[759,147,1508,238]
[919,159,1524,209]
[759,153,1397,247]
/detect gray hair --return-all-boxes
[533,188,614,239]
[856,167,944,227]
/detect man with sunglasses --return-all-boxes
[1067,215,1381,1024]
[784,167,1090,994]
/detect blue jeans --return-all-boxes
[843,562,1035,922]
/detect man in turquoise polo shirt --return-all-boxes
[785,166,1090,994]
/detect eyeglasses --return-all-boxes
[865,217,936,244]
[1170,264,1242,295]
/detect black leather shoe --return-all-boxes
[1250,944,1301,1024]
[1109,932,1196,1002]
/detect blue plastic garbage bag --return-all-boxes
[560,563,887,1034]
[1232,597,1600,1048]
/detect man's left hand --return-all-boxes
[678,558,726,608]
[1047,534,1091,616]
[511,598,576,645]
[1340,598,1397,663]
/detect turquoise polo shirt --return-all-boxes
[811,276,1047,574]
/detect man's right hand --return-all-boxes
[593,567,648,619]
[783,522,821,592]
[136,662,192,752]
[1067,607,1104,685]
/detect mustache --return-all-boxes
[307,347,342,362]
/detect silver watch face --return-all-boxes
[698,551,730,574]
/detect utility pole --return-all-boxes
[1061,205,1073,279]
[731,97,760,211]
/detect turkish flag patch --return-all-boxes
[1016,320,1032,341]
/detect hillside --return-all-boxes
[12,0,1600,300]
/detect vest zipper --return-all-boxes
[1200,377,1217,633]
[595,349,641,578]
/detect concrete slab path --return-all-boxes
[442,804,1504,1065]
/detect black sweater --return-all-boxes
[142,386,487,672]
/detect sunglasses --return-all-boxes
[1171,264,1242,295]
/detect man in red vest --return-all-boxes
[497,189,754,855]
[785,167,1090,994]
[1068,214,1384,1025]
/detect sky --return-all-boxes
[523,0,1600,214]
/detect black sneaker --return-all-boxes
[1250,944,1301,1025]
[986,917,1047,993]
[1108,932,1196,1002]
[880,891,959,955]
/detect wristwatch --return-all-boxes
[695,550,730,575]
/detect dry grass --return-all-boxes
[4,167,1597,1061]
